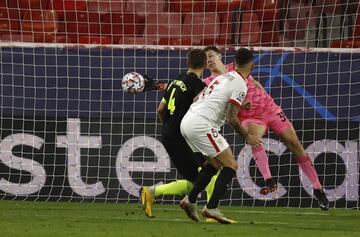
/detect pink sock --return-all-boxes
[297,155,322,190]
[252,146,272,180]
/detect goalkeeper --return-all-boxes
[139,49,219,219]
[126,74,166,94]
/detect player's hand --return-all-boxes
[245,134,263,148]
[242,100,252,110]
[143,75,167,91]
[143,75,158,91]
[127,88,137,94]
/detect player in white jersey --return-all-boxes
[179,48,263,224]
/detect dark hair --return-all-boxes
[187,49,207,69]
[235,48,253,67]
[203,45,221,54]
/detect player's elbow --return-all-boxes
[157,113,164,123]
[157,108,164,119]
[157,103,166,122]
[157,106,164,115]
[227,115,238,127]
[157,102,166,114]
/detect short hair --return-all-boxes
[187,49,207,69]
[235,48,253,68]
[203,45,221,54]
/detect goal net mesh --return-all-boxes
[0,0,359,208]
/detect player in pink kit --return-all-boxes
[203,46,329,210]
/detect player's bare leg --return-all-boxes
[279,126,329,210]
[278,126,306,157]
[200,148,238,224]
[246,123,278,195]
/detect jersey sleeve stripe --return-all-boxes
[228,98,241,107]
[207,133,220,153]
[161,98,167,104]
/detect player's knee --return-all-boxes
[227,160,238,171]
[221,158,238,171]
[212,162,222,170]
[207,158,222,170]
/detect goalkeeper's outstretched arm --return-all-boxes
[143,75,167,91]
[125,74,167,94]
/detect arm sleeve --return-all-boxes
[228,78,247,107]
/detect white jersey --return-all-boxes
[188,70,247,129]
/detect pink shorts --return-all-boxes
[240,110,293,136]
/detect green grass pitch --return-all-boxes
[0,200,359,237]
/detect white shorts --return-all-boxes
[180,111,229,158]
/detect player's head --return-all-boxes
[187,49,207,70]
[235,48,254,72]
[203,45,223,72]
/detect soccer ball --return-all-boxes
[122,72,145,93]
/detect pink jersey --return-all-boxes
[203,63,235,86]
[239,75,280,119]
[203,62,280,119]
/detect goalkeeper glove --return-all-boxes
[143,75,159,91]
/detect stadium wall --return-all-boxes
[0,46,359,208]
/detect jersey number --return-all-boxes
[277,111,287,122]
[202,80,220,97]
[168,88,176,115]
